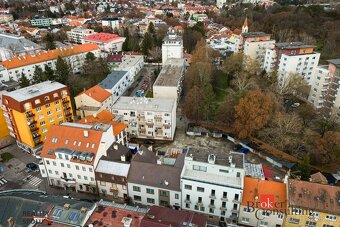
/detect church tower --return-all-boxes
[242,17,249,33]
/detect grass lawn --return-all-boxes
[0,152,14,162]
[145,90,153,98]
[214,73,229,103]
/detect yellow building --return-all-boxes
[2,81,74,155]
[284,179,340,227]
[0,108,9,138]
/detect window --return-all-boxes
[52,161,56,166]
[323,225,334,227]
[219,169,229,173]
[69,173,73,178]
[292,208,303,215]
[209,208,214,213]
[55,100,59,105]
[75,165,79,170]
[42,128,47,133]
[49,118,54,122]
[38,114,44,119]
[175,193,179,199]
[47,111,52,116]
[200,206,205,212]
[184,184,192,190]
[82,166,86,171]
[77,175,81,179]
[67,164,70,168]
[197,187,204,192]
[100,181,106,186]
[159,190,169,197]
[259,221,268,227]
[147,198,155,204]
[36,107,42,112]
[65,155,69,160]
[46,103,51,108]
[55,171,59,175]
[221,210,226,216]
[278,213,284,220]
[186,203,190,208]
[193,165,207,172]
[90,177,94,181]
[44,96,50,101]
[133,186,141,192]
[35,99,41,105]
[60,163,64,167]
[57,114,62,119]
[305,221,316,227]
[241,217,249,223]
[289,218,300,224]
[146,188,154,194]
[48,170,52,174]
[46,160,50,165]
[84,176,88,180]
[134,195,141,201]
[262,210,271,216]
[89,167,93,172]
[326,215,337,221]
[40,121,46,126]
[243,207,251,213]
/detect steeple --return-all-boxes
[242,17,248,33]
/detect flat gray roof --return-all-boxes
[328,59,340,67]
[153,59,185,87]
[96,159,130,177]
[112,96,176,112]
[5,81,66,102]
[275,42,315,50]
[98,70,128,90]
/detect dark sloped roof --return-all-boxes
[131,146,157,164]
[98,71,128,90]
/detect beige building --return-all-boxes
[75,85,113,118]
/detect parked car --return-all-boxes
[239,148,250,154]
[26,163,38,171]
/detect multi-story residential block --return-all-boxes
[115,54,144,82]
[1,81,74,154]
[263,42,320,86]
[78,110,128,145]
[83,33,126,53]
[140,205,208,227]
[0,87,10,146]
[0,33,43,62]
[128,146,184,209]
[153,58,186,101]
[66,27,95,44]
[238,177,287,227]
[101,17,123,30]
[112,96,177,140]
[97,70,131,103]
[38,122,116,193]
[75,85,113,118]
[180,149,245,225]
[0,43,100,82]
[162,31,183,65]
[95,143,131,201]
[284,179,340,227]
[241,32,275,64]
[30,17,52,27]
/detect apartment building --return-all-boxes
[263,42,320,86]
[238,177,287,227]
[1,81,74,154]
[284,179,339,227]
[101,17,123,30]
[78,110,128,146]
[67,27,96,44]
[0,43,100,82]
[30,18,52,27]
[153,58,186,101]
[0,87,9,146]
[0,33,43,62]
[95,143,131,201]
[112,96,177,140]
[75,85,113,118]
[38,122,116,193]
[98,71,130,102]
[180,149,245,225]
[162,31,183,65]
[115,54,144,82]
[83,33,126,53]
[241,32,275,64]
[128,146,184,209]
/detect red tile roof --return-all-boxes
[80,85,112,103]
[84,32,125,43]
[1,43,99,70]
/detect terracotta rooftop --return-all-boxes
[84,32,124,43]
[78,110,127,136]
[1,43,99,70]
[241,177,287,211]
[79,85,112,103]
[288,179,340,215]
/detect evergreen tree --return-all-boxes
[55,56,71,83]
[19,73,30,88]
[45,33,56,50]
[85,52,96,63]
[122,27,130,51]
[147,22,155,34]
[141,32,153,56]
[298,154,312,181]
[44,65,55,81]
[32,66,47,83]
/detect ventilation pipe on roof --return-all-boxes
[113,144,118,150]
[121,155,126,162]
[84,130,88,138]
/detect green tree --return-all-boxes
[19,73,30,88]
[32,66,47,83]
[85,52,96,63]
[55,56,71,83]
[44,33,56,50]
[147,22,155,34]
[141,32,153,55]
[122,27,130,51]
[44,65,55,81]
[298,154,311,181]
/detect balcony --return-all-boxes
[185,199,191,204]
[208,204,215,208]
[65,112,72,117]
[30,127,39,132]
[61,177,76,183]
[26,111,35,118]
[221,197,228,201]
[154,115,162,120]
[62,99,70,104]
[220,206,227,211]
[137,115,145,119]
[209,195,216,199]
[233,199,240,203]
[27,119,37,125]
[196,202,203,207]
[110,188,118,193]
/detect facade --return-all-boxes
[0,88,9,142]
[263,42,320,86]
[115,54,144,82]
[0,43,100,82]
[83,32,126,53]
[98,70,130,102]
[75,85,113,118]
[30,18,52,27]
[153,58,186,100]
[162,31,183,65]
[238,177,287,227]
[0,33,43,62]
[95,143,131,201]
[1,81,74,154]
[284,179,340,227]
[241,32,275,64]
[101,17,122,30]
[0,13,13,23]
[38,122,116,193]
[140,205,208,227]
[66,27,95,44]
[180,149,245,225]
[128,146,184,209]
[112,96,177,140]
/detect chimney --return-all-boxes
[84,130,88,137]
[208,154,215,164]
[121,155,126,162]
[157,159,162,165]
[113,144,118,150]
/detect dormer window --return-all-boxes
[44,96,50,101]
[35,99,41,105]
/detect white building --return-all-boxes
[112,96,177,140]
[162,32,183,65]
[38,122,116,193]
[263,42,320,86]
[153,58,186,101]
[83,32,126,53]
[98,70,130,102]
[127,146,183,209]
[101,17,123,30]
[0,43,100,82]
[308,65,330,109]
[67,27,95,44]
[216,0,227,9]
[115,54,144,82]
[180,149,245,225]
